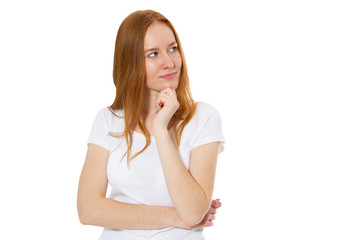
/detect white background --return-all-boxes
[0,0,359,239]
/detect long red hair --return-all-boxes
[109,10,197,164]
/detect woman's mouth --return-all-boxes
[159,72,177,79]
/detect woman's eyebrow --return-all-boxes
[144,41,177,53]
[144,47,158,53]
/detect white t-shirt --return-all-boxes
[87,102,225,240]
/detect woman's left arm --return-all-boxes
[152,88,221,227]
[154,133,220,227]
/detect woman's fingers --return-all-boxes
[158,88,177,101]
[161,87,177,97]
[155,88,179,112]
[155,92,170,109]
[152,88,180,131]
[205,220,214,227]
[211,199,222,209]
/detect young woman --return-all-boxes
[77,10,225,240]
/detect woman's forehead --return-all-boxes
[144,22,176,50]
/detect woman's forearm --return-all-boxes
[153,129,211,226]
[78,197,182,229]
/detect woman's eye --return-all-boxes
[170,46,178,52]
[148,52,158,57]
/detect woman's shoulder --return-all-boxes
[91,107,125,132]
[182,102,224,148]
[194,102,221,118]
[95,107,124,119]
[106,107,124,119]
[184,102,221,130]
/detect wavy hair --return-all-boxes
[109,10,197,164]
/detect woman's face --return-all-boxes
[144,21,182,93]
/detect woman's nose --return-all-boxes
[162,53,174,69]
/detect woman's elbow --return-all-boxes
[181,201,211,227]
[77,194,105,226]
[77,200,94,225]
[181,213,205,228]
[78,206,90,225]
[78,214,88,225]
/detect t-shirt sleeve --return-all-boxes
[191,105,225,152]
[87,108,110,151]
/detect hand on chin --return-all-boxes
[151,88,179,134]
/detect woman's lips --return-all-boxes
[159,72,177,79]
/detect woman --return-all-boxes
[77,10,225,240]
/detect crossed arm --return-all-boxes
[77,142,221,229]
[154,130,221,226]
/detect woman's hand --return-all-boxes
[152,88,179,134]
[178,199,222,229]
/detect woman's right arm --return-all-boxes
[77,144,220,229]
[77,143,182,229]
